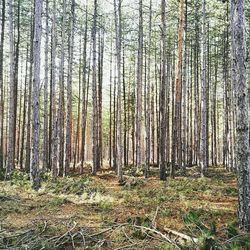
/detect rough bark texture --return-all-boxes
[135,0,143,169]
[6,0,15,176]
[114,0,123,182]
[51,0,58,179]
[159,0,167,181]
[65,0,75,176]
[81,7,88,173]
[30,0,43,190]
[0,0,5,168]
[233,0,250,231]
[58,0,66,177]
[145,0,152,178]
[43,0,49,170]
[172,0,184,178]
[92,0,98,175]
[200,0,208,177]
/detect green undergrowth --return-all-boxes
[44,175,107,196]
[0,166,247,249]
[183,209,250,250]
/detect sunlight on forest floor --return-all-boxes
[0,166,249,249]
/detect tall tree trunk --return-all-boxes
[159,0,167,181]
[14,0,21,162]
[145,0,152,178]
[114,0,123,182]
[51,0,58,179]
[172,0,184,178]
[233,0,250,231]
[92,0,98,175]
[135,0,143,169]
[181,0,188,174]
[80,7,88,173]
[200,0,208,177]
[109,39,113,170]
[25,16,34,173]
[97,30,104,170]
[0,0,5,168]
[58,0,66,177]
[20,44,29,170]
[30,0,43,190]
[65,0,75,176]
[43,0,49,170]
[6,0,15,176]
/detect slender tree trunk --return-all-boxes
[135,0,143,169]
[80,7,88,173]
[92,0,98,175]
[97,30,104,170]
[122,50,127,167]
[181,0,188,174]
[73,37,82,171]
[20,44,29,170]
[200,0,208,177]
[172,0,184,178]
[109,39,113,169]
[14,0,21,163]
[144,0,152,178]
[65,0,75,175]
[25,5,34,174]
[6,0,15,176]
[43,0,49,170]
[114,0,123,182]
[58,0,66,177]
[159,0,167,180]
[0,0,5,168]
[51,0,58,179]
[30,0,43,190]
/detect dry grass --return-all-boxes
[0,166,248,249]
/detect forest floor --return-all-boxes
[0,165,249,249]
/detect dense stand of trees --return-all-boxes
[0,0,249,230]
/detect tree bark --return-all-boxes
[30,0,43,190]
[233,0,250,231]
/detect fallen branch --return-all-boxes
[133,225,181,250]
[163,227,198,244]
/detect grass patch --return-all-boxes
[96,200,113,212]
[44,176,107,196]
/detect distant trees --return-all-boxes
[0,0,250,231]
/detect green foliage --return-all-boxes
[0,168,4,180]
[48,197,68,207]
[10,170,30,188]
[125,165,144,177]
[183,210,250,250]
[40,171,52,181]
[97,200,113,212]
[160,208,172,218]
[127,215,151,227]
[222,187,238,196]
[226,223,239,239]
[123,177,145,190]
[184,210,218,249]
[45,176,106,195]
[154,243,175,250]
